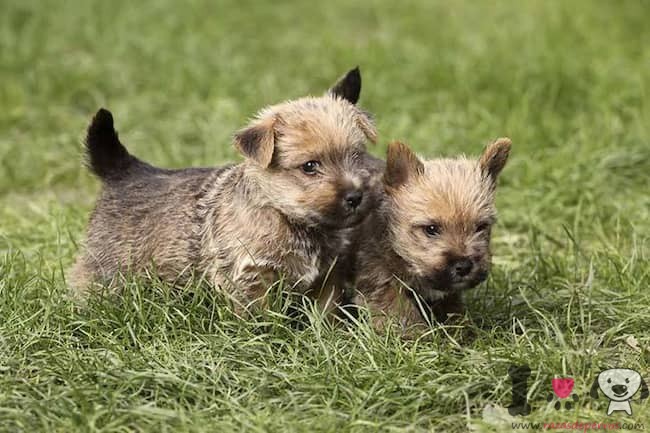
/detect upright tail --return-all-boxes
[85,108,136,180]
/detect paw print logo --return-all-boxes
[547,378,580,410]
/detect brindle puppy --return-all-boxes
[70,68,381,315]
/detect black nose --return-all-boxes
[612,384,627,395]
[453,258,473,277]
[344,190,363,209]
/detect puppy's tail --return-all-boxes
[85,108,137,181]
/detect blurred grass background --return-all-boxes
[0,0,649,431]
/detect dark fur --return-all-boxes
[85,109,139,180]
[328,67,361,104]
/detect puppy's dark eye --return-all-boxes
[301,161,320,175]
[607,378,612,383]
[476,222,490,233]
[424,224,440,237]
[625,378,629,383]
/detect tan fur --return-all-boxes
[353,138,511,336]
[71,69,383,316]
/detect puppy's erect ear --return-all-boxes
[233,115,278,167]
[329,67,361,105]
[384,141,424,190]
[479,137,511,183]
[589,378,601,399]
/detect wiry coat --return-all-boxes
[70,68,381,313]
[353,139,511,335]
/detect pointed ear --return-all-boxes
[589,378,601,399]
[479,137,511,182]
[384,141,424,189]
[329,67,361,104]
[233,115,277,167]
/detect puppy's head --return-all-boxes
[234,68,379,228]
[595,369,646,402]
[383,139,511,298]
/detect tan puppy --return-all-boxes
[353,138,511,334]
[70,68,381,314]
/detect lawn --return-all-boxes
[1,0,649,431]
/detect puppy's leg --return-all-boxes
[221,265,279,316]
[313,284,345,315]
[355,287,429,337]
[430,292,466,323]
[67,255,97,299]
[429,292,477,342]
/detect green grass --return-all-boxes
[1,0,649,431]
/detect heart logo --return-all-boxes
[552,378,574,399]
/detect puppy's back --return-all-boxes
[70,109,231,294]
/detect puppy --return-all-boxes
[353,138,511,334]
[70,68,380,314]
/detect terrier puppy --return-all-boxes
[353,138,511,334]
[70,68,380,314]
